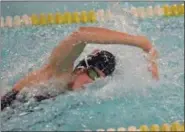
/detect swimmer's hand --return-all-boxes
[1,90,19,111]
[147,48,159,80]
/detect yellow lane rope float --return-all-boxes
[84,121,184,131]
[0,3,184,28]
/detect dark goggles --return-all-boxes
[73,66,100,81]
[86,67,100,80]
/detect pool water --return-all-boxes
[1,1,184,131]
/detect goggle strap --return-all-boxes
[84,55,90,68]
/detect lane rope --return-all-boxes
[84,121,184,131]
[0,3,184,28]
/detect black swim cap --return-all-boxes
[74,50,116,76]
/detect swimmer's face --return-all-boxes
[70,67,105,89]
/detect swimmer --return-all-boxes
[1,27,159,110]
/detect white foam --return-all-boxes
[72,3,153,99]
[0,80,12,97]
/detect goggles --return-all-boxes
[86,67,100,80]
[74,51,102,80]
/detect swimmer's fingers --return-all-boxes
[150,48,159,80]
[143,49,159,62]
[149,47,159,60]
[148,61,159,80]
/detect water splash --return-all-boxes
[1,2,184,131]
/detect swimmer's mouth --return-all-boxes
[34,95,50,102]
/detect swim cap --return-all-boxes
[74,50,116,76]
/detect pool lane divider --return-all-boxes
[0,3,184,28]
[84,121,184,131]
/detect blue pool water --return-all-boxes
[1,1,184,131]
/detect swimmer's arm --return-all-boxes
[49,27,158,79]
[49,33,87,74]
[77,27,159,80]
[49,27,152,73]
[77,26,152,52]
[49,26,152,72]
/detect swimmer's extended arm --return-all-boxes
[75,27,159,80]
[77,27,152,52]
[49,32,87,74]
[49,27,158,79]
